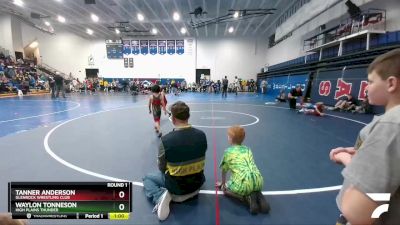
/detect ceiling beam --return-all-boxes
[262,0,297,35]
[223,23,229,36]
[26,2,110,38]
[97,0,142,36]
[252,0,284,35]
[224,0,237,36]
[59,24,96,39]
[233,0,251,37]
[65,1,115,36]
[242,0,267,36]
[214,0,220,37]
[64,1,115,37]
[142,0,169,36]
[124,0,157,32]
[187,0,199,37]
[172,0,191,37]
[157,0,181,37]
[202,0,208,37]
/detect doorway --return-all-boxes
[196,69,210,83]
[85,68,99,79]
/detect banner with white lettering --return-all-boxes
[167,40,175,55]
[129,58,134,68]
[176,40,184,55]
[149,40,157,55]
[131,40,140,55]
[158,40,166,55]
[123,40,131,56]
[140,40,149,55]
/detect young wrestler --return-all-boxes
[298,102,325,116]
[149,85,166,137]
[161,88,171,116]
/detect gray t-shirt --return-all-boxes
[337,105,400,224]
[354,115,381,150]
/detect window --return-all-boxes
[275,0,310,28]
[268,33,276,48]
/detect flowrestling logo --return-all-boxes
[367,193,391,218]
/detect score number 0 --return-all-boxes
[119,191,125,211]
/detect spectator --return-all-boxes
[143,101,207,221]
[217,126,270,214]
[288,85,304,109]
[0,213,27,225]
[103,79,109,93]
[216,80,221,93]
[261,80,267,94]
[222,76,228,98]
[329,48,400,225]
[0,62,4,75]
[333,94,357,111]
[180,79,186,92]
[234,76,240,95]
[170,79,176,94]
[276,89,287,102]
[54,73,65,98]
[48,76,56,98]
[352,96,372,114]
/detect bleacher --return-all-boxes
[0,47,56,98]
[259,33,400,82]
[268,56,306,71]
[265,30,400,74]
[257,25,399,115]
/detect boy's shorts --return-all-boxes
[226,173,263,196]
[153,109,161,122]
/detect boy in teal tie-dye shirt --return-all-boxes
[217,126,270,214]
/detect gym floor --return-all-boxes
[0,92,374,225]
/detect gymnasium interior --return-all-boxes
[1,0,400,224]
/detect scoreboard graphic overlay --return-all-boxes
[8,182,132,220]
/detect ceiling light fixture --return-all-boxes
[115,28,120,34]
[180,27,187,34]
[57,15,66,23]
[173,12,180,21]
[86,28,93,35]
[29,41,38,48]
[137,13,144,21]
[151,28,158,34]
[91,13,99,22]
[13,0,24,7]
[44,21,51,26]
[233,11,239,18]
[228,26,234,33]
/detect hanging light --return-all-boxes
[29,41,39,48]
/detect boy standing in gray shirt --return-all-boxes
[330,49,400,225]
